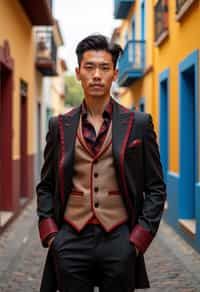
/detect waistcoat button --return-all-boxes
[94,173,98,178]
[94,187,99,192]
[94,202,99,208]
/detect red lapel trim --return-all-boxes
[58,115,65,206]
[93,122,112,161]
[77,132,95,158]
[119,112,134,207]
[94,140,112,162]
[78,116,113,161]
[77,115,95,157]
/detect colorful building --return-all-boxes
[34,20,67,183]
[113,0,200,252]
[0,0,67,230]
[113,0,153,114]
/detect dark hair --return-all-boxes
[75,34,123,69]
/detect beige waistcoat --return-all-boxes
[64,116,128,232]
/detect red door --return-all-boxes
[20,81,28,202]
[0,65,13,211]
[0,64,3,214]
[0,41,14,220]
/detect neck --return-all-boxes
[84,95,110,117]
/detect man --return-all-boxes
[37,34,166,292]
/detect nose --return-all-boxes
[93,68,101,79]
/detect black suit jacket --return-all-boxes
[36,98,166,291]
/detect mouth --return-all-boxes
[90,84,104,88]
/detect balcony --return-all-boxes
[176,0,197,21]
[154,0,169,46]
[114,0,134,19]
[118,40,145,87]
[35,29,58,76]
[19,0,54,25]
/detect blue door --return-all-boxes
[179,50,198,220]
[159,70,169,184]
[180,67,195,219]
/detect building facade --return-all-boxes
[34,20,67,183]
[0,0,67,230]
[113,0,200,252]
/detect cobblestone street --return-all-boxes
[0,199,200,292]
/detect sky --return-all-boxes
[54,0,120,73]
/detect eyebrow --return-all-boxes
[84,61,111,66]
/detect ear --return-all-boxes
[113,68,118,82]
[75,67,81,81]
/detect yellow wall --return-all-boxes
[0,0,35,159]
[118,0,200,174]
[154,0,200,173]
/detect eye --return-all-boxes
[101,65,110,71]
[84,65,93,70]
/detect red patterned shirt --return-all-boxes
[81,99,113,156]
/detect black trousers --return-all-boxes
[50,222,137,292]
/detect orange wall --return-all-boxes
[0,0,35,159]
[154,0,200,173]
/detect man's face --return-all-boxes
[76,50,118,99]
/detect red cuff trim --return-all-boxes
[129,224,153,254]
[39,218,58,244]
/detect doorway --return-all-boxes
[20,80,28,205]
[179,50,198,224]
[0,41,13,226]
[159,69,169,183]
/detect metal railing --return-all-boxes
[35,29,57,65]
[118,40,145,82]
[176,0,188,13]
[154,0,169,41]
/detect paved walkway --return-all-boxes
[0,198,200,292]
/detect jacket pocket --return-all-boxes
[108,190,121,196]
[127,139,142,149]
[71,189,84,196]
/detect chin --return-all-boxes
[89,91,105,98]
[91,94,105,98]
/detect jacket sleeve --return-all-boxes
[36,117,59,247]
[130,114,166,253]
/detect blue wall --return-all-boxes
[163,50,200,253]
[164,173,200,252]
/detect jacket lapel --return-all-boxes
[59,100,134,210]
[112,99,134,163]
[112,99,134,209]
[59,106,81,206]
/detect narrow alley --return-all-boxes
[0,199,200,292]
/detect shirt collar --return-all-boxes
[81,98,113,120]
